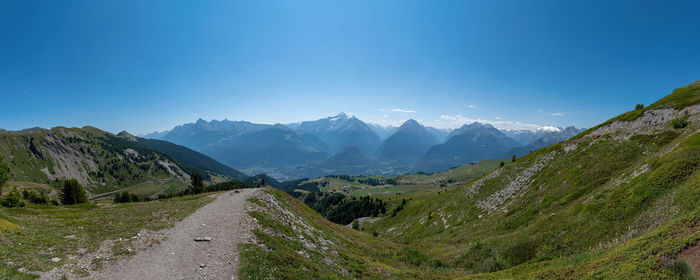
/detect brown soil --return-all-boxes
[677,240,700,278]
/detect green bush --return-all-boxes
[504,240,539,266]
[1,189,26,208]
[352,219,360,230]
[672,118,690,129]
[635,104,645,110]
[114,191,141,203]
[0,155,8,192]
[664,260,697,280]
[60,179,88,205]
[400,249,431,266]
[452,242,505,273]
[22,189,50,205]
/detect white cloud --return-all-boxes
[382,114,389,118]
[370,118,408,127]
[466,104,476,109]
[424,114,546,131]
[551,111,571,116]
[538,126,562,132]
[391,108,416,113]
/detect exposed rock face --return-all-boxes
[39,133,98,187]
[2,127,201,196]
[476,151,556,213]
[588,104,700,139]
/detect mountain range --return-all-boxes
[143,113,582,180]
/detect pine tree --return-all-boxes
[512,155,517,162]
[60,179,88,205]
[190,172,204,194]
[0,155,9,192]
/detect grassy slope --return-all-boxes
[0,194,215,279]
[240,188,474,279]
[360,83,700,278]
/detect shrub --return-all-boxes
[352,219,360,230]
[22,189,50,205]
[672,118,690,129]
[504,240,539,265]
[114,192,123,203]
[114,191,141,203]
[664,260,697,280]
[60,179,88,205]
[0,155,8,192]
[0,218,21,234]
[453,243,505,273]
[500,161,505,167]
[400,249,431,266]
[635,104,645,110]
[0,189,26,207]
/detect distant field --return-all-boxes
[91,178,189,200]
[302,159,507,197]
[2,181,57,197]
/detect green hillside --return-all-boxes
[286,159,505,197]
[0,127,246,198]
[246,81,700,279]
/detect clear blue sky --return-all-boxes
[2,0,699,134]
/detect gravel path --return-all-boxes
[86,188,260,280]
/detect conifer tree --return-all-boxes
[60,179,88,205]
[190,172,204,194]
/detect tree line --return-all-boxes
[292,191,387,225]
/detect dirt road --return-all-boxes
[86,188,259,280]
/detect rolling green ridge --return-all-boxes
[246,81,700,279]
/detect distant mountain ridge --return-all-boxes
[414,122,521,173]
[142,115,582,180]
[295,113,381,154]
[375,119,439,173]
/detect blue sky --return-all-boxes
[1,0,699,134]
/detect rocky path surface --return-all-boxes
[84,188,260,280]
